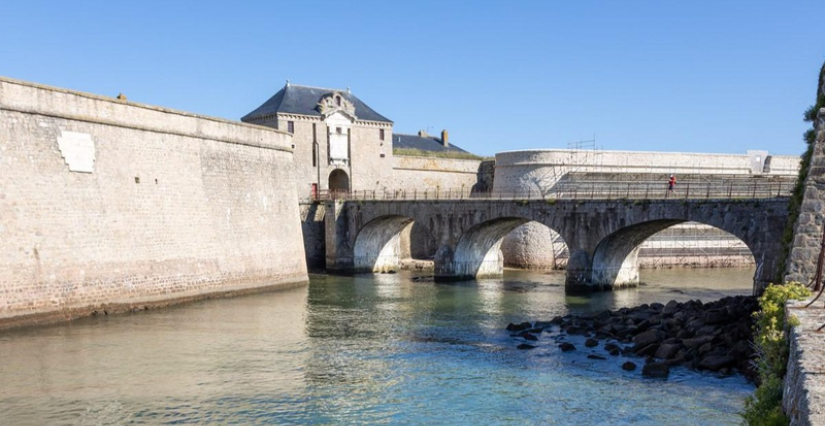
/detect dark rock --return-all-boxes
[654,343,682,360]
[517,343,536,350]
[587,354,607,360]
[633,329,664,348]
[594,310,612,322]
[609,348,621,356]
[522,333,538,341]
[559,342,576,352]
[633,343,660,357]
[682,335,713,349]
[622,361,637,371]
[698,355,735,371]
[642,362,670,379]
[585,338,598,348]
[604,343,620,352]
[507,322,531,332]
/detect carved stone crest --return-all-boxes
[317,92,356,119]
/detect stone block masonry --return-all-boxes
[0,77,308,329]
[783,301,825,426]
[786,109,825,285]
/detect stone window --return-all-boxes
[380,129,385,141]
[287,121,294,133]
[336,96,342,106]
[336,127,342,135]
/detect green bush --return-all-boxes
[742,283,811,426]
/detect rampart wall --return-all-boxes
[391,155,483,191]
[494,149,799,195]
[0,77,308,329]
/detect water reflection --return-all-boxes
[0,268,754,425]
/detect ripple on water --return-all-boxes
[0,269,754,425]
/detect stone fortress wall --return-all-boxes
[391,156,482,193]
[494,149,799,195]
[0,77,308,329]
[493,149,801,270]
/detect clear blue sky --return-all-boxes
[1,1,822,156]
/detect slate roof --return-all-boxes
[242,83,392,123]
[394,133,470,154]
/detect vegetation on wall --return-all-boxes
[777,60,825,280]
[393,147,487,161]
[742,283,811,426]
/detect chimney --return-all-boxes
[441,129,449,147]
[418,130,428,138]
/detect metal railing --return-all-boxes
[312,179,794,202]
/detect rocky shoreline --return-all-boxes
[508,295,758,381]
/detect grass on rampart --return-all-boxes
[742,283,811,426]
[393,147,489,161]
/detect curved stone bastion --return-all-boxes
[0,77,308,329]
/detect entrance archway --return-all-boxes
[328,169,350,192]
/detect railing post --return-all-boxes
[645,183,649,199]
[626,183,630,199]
[685,182,690,200]
[777,182,781,197]
[752,181,757,198]
[728,183,732,199]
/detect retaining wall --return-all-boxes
[0,77,308,329]
[783,300,825,426]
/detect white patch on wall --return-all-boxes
[57,131,96,173]
[326,112,352,167]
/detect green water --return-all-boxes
[0,268,755,425]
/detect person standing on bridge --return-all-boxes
[668,174,676,193]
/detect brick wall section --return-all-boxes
[786,109,825,285]
[0,77,308,328]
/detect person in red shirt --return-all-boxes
[668,175,676,192]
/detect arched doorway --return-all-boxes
[328,169,350,194]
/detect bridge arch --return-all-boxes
[437,217,531,279]
[353,215,414,273]
[590,219,758,289]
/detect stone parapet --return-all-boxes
[0,76,293,152]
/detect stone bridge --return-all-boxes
[325,198,790,294]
